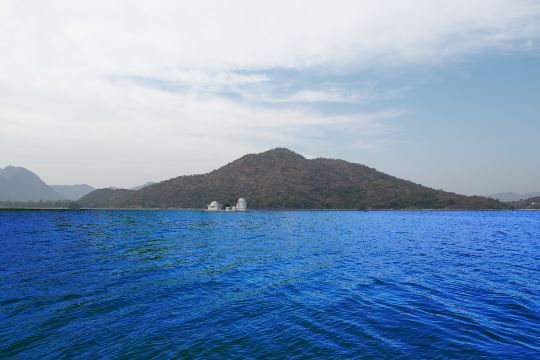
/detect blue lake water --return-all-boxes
[1,210,539,359]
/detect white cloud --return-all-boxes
[261,89,363,104]
[2,0,538,73]
[0,0,539,186]
[124,69,270,93]
[0,76,399,187]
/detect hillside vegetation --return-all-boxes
[79,148,507,210]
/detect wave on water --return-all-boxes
[1,210,539,358]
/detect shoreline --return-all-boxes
[1,208,537,211]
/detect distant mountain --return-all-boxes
[489,192,540,202]
[80,148,506,210]
[130,182,156,191]
[0,166,65,201]
[488,192,524,202]
[78,188,135,208]
[50,184,95,200]
[508,196,540,209]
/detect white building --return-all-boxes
[236,198,247,211]
[207,201,222,211]
[206,199,246,211]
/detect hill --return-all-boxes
[79,148,506,210]
[50,184,95,200]
[508,196,540,209]
[489,192,540,202]
[0,166,65,201]
[130,182,156,191]
[78,188,135,208]
[488,192,524,202]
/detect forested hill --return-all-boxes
[508,196,540,209]
[79,148,507,210]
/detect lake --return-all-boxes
[1,210,539,358]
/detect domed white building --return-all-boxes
[236,198,247,211]
[207,201,222,211]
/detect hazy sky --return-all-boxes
[1,0,539,195]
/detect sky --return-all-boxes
[1,0,539,195]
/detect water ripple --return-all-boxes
[1,210,539,359]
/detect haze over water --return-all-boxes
[1,210,539,358]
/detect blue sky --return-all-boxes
[0,1,539,194]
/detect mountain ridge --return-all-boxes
[488,192,540,202]
[130,182,156,191]
[508,196,540,209]
[50,184,95,200]
[79,148,506,209]
[0,166,66,201]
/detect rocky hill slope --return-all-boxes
[79,148,507,209]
